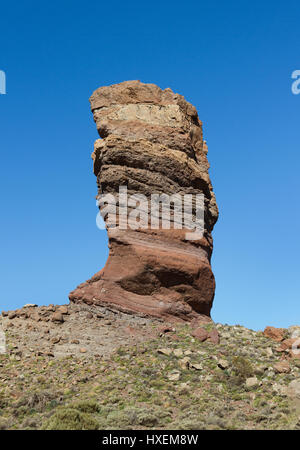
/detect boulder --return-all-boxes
[273,361,290,374]
[51,312,64,323]
[191,327,208,342]
[263,326,285,342]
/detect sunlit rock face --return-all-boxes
[69,81,218,322]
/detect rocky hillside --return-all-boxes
[0,304,300,430]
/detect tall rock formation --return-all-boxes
[69,81,218,321]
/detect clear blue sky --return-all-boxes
[0,0,299,330]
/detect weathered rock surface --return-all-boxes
[69,81,218,321]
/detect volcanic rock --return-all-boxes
[208,328,220,344]
[57,305,69,315]
[51,312,64,323]
[69,81,218,321]
[273,361,290,374]
[191,327,208,342]
[8,312,16,320]
[263,326,285,342]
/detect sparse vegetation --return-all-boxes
[1,310,300,430]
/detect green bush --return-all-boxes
[73,400,100,414]
[42,407,99,430]
[231,356,254,384]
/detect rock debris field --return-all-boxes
[1,303,300,430]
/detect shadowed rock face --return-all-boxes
[69,81,218,322]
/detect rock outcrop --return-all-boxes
[69,81,218,321]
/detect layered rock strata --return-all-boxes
[69,81,218,321]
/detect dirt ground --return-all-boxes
[1,303,163,359]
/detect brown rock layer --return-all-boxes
[69,80,218,321]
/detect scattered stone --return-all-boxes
[57,305,69,315]
[80,348,87,354]
[173,348,183,357]
[221,332,231,339]
[288,326,300,338]
[168,371,180,381]
[46,305,56,312]
[71,339,80,345]
[208,329,220,344]
[254,365,266,376]
[286,380,300,399]
[245,377,259,389]
[191,328,208,342]
[178,357,190,370]
[30,313,41,322]
[274,361,290,374]
[276,338,298,352]
[290,349,300,359]
[157,348,172,356]
[190,363,202,370]
[23,304,37,308]
[272,383,287,395]
[8,312,16,320]
[51,312,64,323]
[218,359,229,370]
